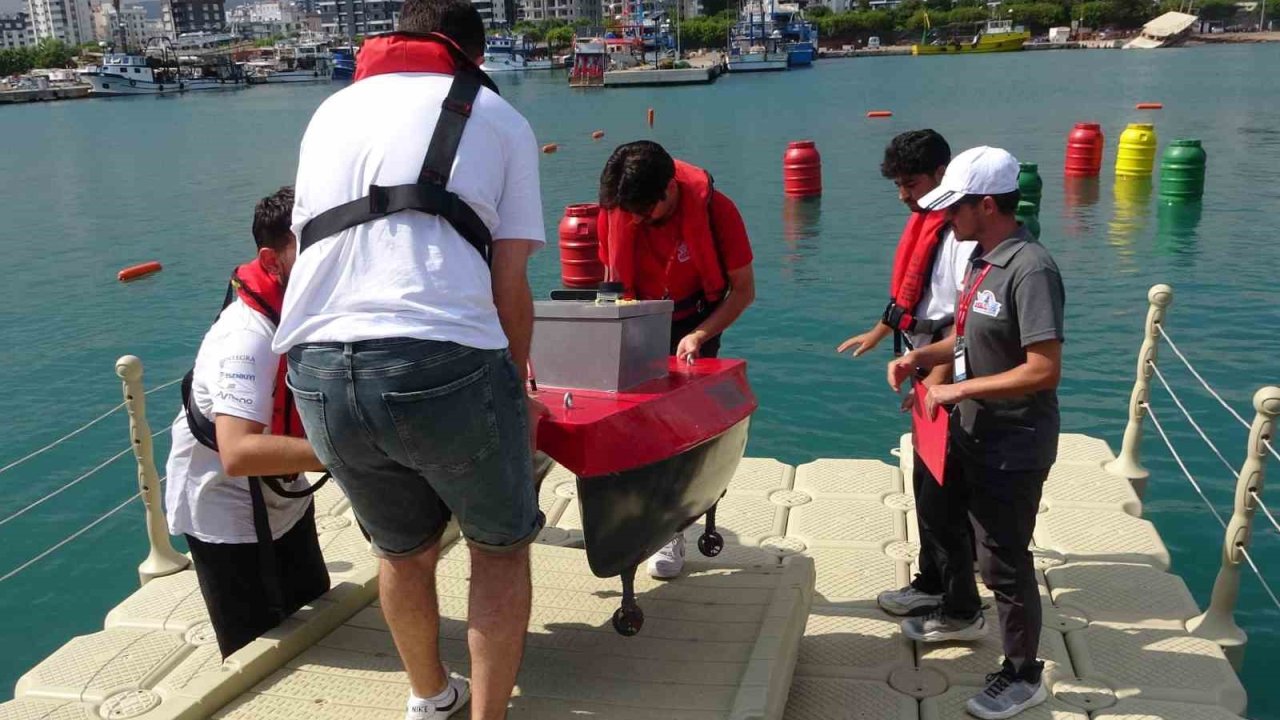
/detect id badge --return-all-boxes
[954,337,969,382]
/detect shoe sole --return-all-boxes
[901,618,987,643]
[648,563,685,580]
[877,597,944,617]
[964,682,1048,720]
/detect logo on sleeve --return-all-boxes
[972,290,1002,318]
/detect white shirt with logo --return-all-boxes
[165,299,311,544]
[272,73,546,355]
[907,230,978,350]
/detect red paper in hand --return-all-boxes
[911,384,949,486]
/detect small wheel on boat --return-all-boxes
[611,604,644,636]
[698,531,724,557]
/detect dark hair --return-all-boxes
[956,190,1021,216]
[252,186,294,251]
[598,141,677,215]
[399,0,486,60]
[881,129,951,179]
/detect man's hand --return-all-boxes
[925,382,965,417]
[887,352,918,393]
[676,330,709,363]
[526,396,550,451]
[837,331,881,357]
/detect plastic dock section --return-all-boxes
[0,434,1249,720]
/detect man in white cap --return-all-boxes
[886,146,1065,720]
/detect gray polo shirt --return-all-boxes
[951,227,1066,471]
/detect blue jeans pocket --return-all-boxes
[285,379,346,471]
[382,364,500,474]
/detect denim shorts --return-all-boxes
[286,338,543,557]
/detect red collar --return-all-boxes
[355,33,462,81]
[231,259,285,326]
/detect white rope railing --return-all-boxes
[1254,491,1280,537]
[0,482,162,584]
[1148,361,1241,479]
[1157,325,1280,465]
[1145,403,1280,611]
[0,425,172,529]
[0,376,182,478]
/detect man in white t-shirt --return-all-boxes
[166,187,330,659]
[273,3,546,719]
[836,130,976,618]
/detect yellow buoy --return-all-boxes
[1115,123,1158,178]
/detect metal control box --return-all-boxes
[531,299,673,392]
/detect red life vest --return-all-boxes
[354,32,462,81]
[883,210,949,333]
[597,159,726,305]
[229,259,304,439]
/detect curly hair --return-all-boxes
[251,186,294,251]
[598,141,677,215]
[880,130,951,180]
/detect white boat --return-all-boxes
[79,49,186,96]
[481,35,556,72]
[244,43,333,83]
[726,7,789,72]
[181,56,249,91]
[1124,11,1199,48]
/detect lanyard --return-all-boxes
[955,263,994,338]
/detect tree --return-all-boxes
[1196,0,1238,21]
[1010,2,1066,29]
[1075,0,1115,27]
[0,47,35,76]
[31,39,74,69]
[546,25,575,53]
[806,4,832,16]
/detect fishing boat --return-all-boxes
[912,19,1031,55]
[78,39,186,96]
[243,43,332,83]
[481,35,556,72]
[727,7,789,72]
[569,36,608,87]
[182,55,249,91]
[773,5,819,66]
[330,47,356,80]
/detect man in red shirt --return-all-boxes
[597,140,756,578]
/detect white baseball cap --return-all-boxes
[918,146,1020,211]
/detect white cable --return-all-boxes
[1148,361,1240,479]
[0,425,171,528]
[1156,326,1280,465]
[0,376,182,478]
[1157,325,1252,430]
[0,489,146,584]
[1146,403,1280,611]
[1254,491,1280,537]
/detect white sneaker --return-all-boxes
[647,535,686,579]
[406,674,470,720]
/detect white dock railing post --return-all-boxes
[116,355,190,586]
[1187,385,1280,671]
[1104,283,1173,497]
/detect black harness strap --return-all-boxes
[298,46,497,266]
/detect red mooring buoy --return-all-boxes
[783,141,822,198]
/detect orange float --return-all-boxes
[542,143,559,154]
[647,108,654,127]
[1136,102,1163,110]
[591,130,605,140]
[866,110,893,118]
[118,261,163,282]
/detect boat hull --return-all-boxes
[727,57,789,72]
[184,77,249,91]
[576,417,750,578]
[912,32,1030,54]
[263,69,332,83]
[80,73,185,95]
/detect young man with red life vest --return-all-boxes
[165,187,331,660]
[597,140,756,579]
[837,130,976,618]
[276,1,547,718]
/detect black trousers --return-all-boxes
[920,448,1048,681]
[186,502,331,658]
[669,308,722,358]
